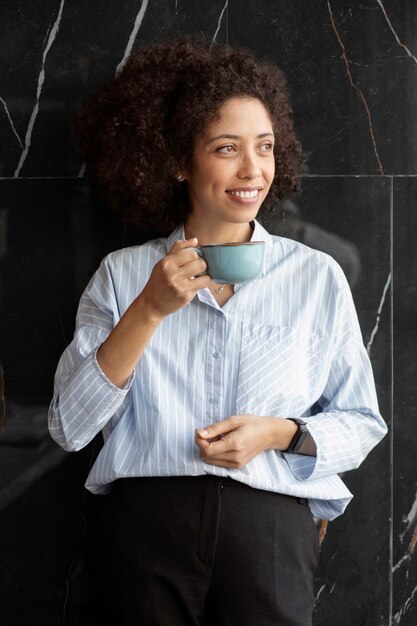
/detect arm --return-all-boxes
[96,238,212,388]
[196,261,387,477]
[48,239,210,451]
[283,341,387,481]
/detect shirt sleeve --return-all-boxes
[48,256,135,452]
[284,260,388,481]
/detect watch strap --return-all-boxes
[286,418,317,456]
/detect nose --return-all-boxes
[237,150,261,179]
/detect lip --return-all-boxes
[226,186,263,192]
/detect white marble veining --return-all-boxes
[400,490,417,541]
[13,0,66,178]
[393,584,417,624]
[366,272,391,355]
[210,0,228,48]
[116,0,150,76]
[393,553,411,573]
[0,96,23,149]
[377,0,417,65]
[315,584,326,603]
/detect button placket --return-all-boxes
[206,311,225,414]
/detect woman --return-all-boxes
[49,38,387,625]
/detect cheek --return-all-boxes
[266,161,275,184]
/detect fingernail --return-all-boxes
[196,428,209,436]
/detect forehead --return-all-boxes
[203,97,273,136]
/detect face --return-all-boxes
[181,97,275,230]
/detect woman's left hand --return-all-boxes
[195,415,297,469]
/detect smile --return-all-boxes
[227,189,260,198]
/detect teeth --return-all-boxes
[229,190,259,198]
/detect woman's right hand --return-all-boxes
[138,238,212,320]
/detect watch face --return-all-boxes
[295,426,317,456]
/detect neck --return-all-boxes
[184,218,254,245]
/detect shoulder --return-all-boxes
[101,236,168,272]
[270,234,345,279]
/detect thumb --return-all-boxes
[168,237,198,255]
[196,416,239,440]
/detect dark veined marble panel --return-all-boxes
[229,0,417,176]
[0,446,95,626]
[0,178,151,406]
[261,175,391,625]
[0,0,228,178]
[392,177,417,625]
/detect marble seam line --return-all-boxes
[376,0,417,65]
[210,0,228,49]
[2,175,417,182]
[115,0,150,76]
[0,96,23,148]
[13,0,66,178]
[366,272,391,355]
[326,0,384,175]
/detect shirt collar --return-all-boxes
[166,224,186,251]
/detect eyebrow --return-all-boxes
[205,132,274,145]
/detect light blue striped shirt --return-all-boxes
[48,220,387,520]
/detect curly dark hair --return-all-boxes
[77,37,301,234]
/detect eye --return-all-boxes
[217,144,236,153]
[259,142,274,152]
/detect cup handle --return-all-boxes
[188,246,207,276]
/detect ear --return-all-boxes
[173,159,190,182]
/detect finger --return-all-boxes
[198,447,248,469]
[201,435,236,456]
[177,258,207,278]
[174,247,203,265]
[200,457,239,469]
[167,238,198,256]
[167,247,206,274]
[190,274,212,289]
[195,430,237,456]
[196,416,240,440]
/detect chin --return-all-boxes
[229,207,261,224]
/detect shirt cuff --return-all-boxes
[92,347,135,391]
[283,432,318,481]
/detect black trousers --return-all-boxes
[86,476,319,626]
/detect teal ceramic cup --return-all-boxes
[190,241,265,284]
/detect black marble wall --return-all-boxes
[0,1,415,624]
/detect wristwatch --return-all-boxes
[285,418,317,456]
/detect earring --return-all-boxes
[175,173,185,182]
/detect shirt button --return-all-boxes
[213,351,221,359]
[215,310,222,317]
[211,395,220,404]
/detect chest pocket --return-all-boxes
[236,322,323,417]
